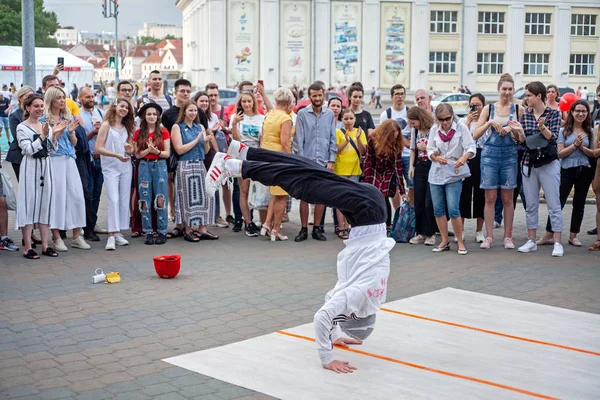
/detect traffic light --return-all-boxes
[109,56,116,69]
[102,0,107,17]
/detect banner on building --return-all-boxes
[227,0,259,85]
[330,1,362,85]
[280,1,311,87]
[380,2,411,88]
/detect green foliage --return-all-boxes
[137,34,182,45]
[0,0,59,47]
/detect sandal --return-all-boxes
[183,232,200,242]
[166,227,184,239]
[588,240,600,251]
[341,229,350,240]
[336,228,345,239]
[130,231,142,238]
[23,249,39,259]
[42,247,58,257]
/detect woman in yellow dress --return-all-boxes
[259,88,294,241]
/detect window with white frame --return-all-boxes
[477,53,504,74]
[523,53,549,75]
[525,13,552,35]
[569,54,595,76]
[429,52,457,74]
[430,11,458,33]
[571,14,597,36]
[478,12,505,34]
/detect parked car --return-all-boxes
[430,93,471,116]
[190,88,239,107]
[514,87,575,102]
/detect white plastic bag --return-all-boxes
[0,169,16,211]
[248,181,271,210]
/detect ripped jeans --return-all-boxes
[138,159,169,234]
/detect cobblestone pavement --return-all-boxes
[1,162,599,399]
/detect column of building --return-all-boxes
[506,3,525,89]
[259,0,280,90]
[552,5,572,87]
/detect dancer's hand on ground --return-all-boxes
[323,360,357,374]
[334,337,363,347]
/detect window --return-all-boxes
[430,11,458,33]
[525,13,552,35]
[571,14,597,36]
[569,54,595,76]
[478,12,505,34]
[477,53,504,74]
[429,52,457,74]
[523,53,549,75]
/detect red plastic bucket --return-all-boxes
[153,254,181,279]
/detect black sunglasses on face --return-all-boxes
[438,116,453,122]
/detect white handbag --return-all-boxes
[0,169,16,211]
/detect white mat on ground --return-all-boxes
[164,288,600,400]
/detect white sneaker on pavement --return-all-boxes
[71,236,91,250]
[114,233,129,246]
[475,231,485,243]
[409,234,425,244]
[518,239,537,253]
[53,238,68,252]
[424,236,437,246]
[105,236,116,251]
[552,242,564,257]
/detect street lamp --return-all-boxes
[102,0,120,84]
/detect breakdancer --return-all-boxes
[205,140,396,374]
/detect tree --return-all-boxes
[0,0,59,47]
[137,34,182,45]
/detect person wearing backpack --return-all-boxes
[334,108,367,239]
[507,81,563,257]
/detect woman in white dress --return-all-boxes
[42,87,90,252]
[95,98,135,250]
[16,94,56,259]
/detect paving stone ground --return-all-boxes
[1,159,599,400]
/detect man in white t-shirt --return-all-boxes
[379,84,412,205]
[580,86,589,101]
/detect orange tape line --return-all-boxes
[380,308,600,357]
[276,330,558,400]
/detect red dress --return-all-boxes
[362,137,406,198]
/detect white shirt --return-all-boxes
[427,120,477,185]
[580,89,589,101]
[459,117,488,149]
[314,224,394,365]
[380,105,411,157]
[229,113,265,146]
[208,112,220,131]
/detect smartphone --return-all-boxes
[57,57,64,66]
[257,79,264,87]
[469,104,477,112]
[92,117,100,124]
[236,106,244,115]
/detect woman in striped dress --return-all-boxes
[170,100,217,242]
[16,94,56,259]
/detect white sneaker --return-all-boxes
[95,226,108,234]
[518,239,537,253]
[475,231,485,243]
[71,236,91,250]
[453,232,464,243]
[206,153,233,197]
[105,236,116,251]
[226,140,248,160]
[53,238,68,252]
[114,233,129,246]
[409,234,425,244]
[552,242,564,257]
[424,236,437,246]
[493,221,501,228]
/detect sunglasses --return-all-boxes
[438,116,453,122]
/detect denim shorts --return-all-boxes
[401,156,413,189]
[430,180,462,219]
[480,146,517,190]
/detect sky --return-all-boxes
[45,0,182,36]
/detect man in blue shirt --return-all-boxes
[292,83,337,242]
[0,93,10,141]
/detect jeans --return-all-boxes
[401,156,413,189]
[413,161,436,236]
[480,146,517,189]
[75,152,93,234]
[88,157,104,229]
[545,165,594,234]
[232,178,243,222]
[523,160,562,232]
[138,159,169,234]
[430,180,463,219]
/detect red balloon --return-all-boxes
[559,93,578,112]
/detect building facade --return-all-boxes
[177,0,600,93]
[53,27,81,45]
[80,32,136,51]
[137,22,183,39]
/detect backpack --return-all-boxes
[140,94,173,109]
[386,106,409,120]
[388,200,416,243]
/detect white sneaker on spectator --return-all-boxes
[105,236,116,251]
[114,234,129,246]
[95,226,108,234]
[493,221,501,228]
[552,242,564,257]
[227,140,248,160]
[475,231,485,243]
[409,234,425,244]
[424,236,437,246]
[71,236,91,250]
[518,239,537,253]
[53,238,68,252]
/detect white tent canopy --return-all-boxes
[0,46,94,90]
